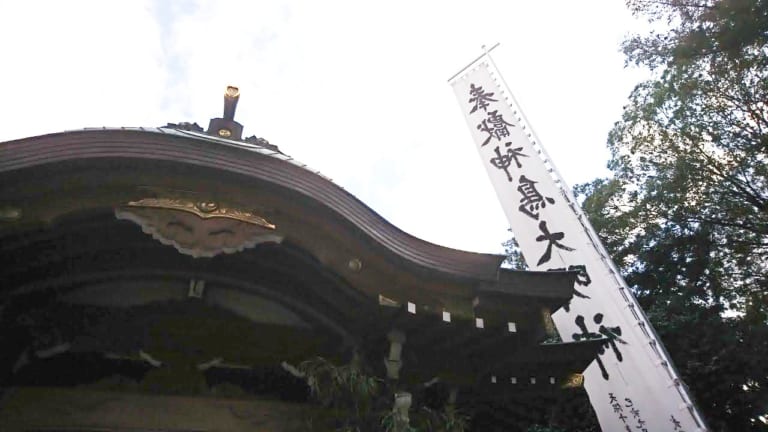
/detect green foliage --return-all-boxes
[298,356,382,431]
[612,1,768,319]
[577,175,768,430]
[563,1,768,429]
[411,406,469,432]
[380,410,418,432]
[299,356,380,410]
[297,357,469,432]
[525,426,564,432]
[624,0,768,70]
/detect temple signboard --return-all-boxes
[450,58,707,432]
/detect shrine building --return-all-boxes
[0,88,602,431]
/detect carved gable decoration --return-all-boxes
[115,198,281,258]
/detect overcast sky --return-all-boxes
[0,1,650,255]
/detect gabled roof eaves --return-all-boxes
[481,268,578,301]
[163,127,334,182]
[2,127,506,280]
[59,127,338,184]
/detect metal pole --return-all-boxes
[447,42,500,83]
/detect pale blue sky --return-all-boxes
[0,0,650,254]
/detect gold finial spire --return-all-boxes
[223,86,240,120]
[207,85,244,140]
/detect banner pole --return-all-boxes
[447,42,500,84]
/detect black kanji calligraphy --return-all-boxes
[517,175,556,220]
[670,415,684,431]
[573,313,625,380]
[574,314,609,379]
[490,142,528,182]
[534,220,575,266]
[468,83,497,114]
[546,266,591,311]
[477,110,515,146]
[569,264,592,287]
[596,312,627,362]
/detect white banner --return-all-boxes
[451,61,706,432]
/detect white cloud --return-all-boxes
[0,0,168,138]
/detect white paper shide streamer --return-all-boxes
[451,60,706,432]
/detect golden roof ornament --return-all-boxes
[207,85,243,140]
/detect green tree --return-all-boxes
[614,0,768,318]
[570,1,768,429]
[576,179,768,431]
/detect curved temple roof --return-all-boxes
[0,123,583,318]
[1,127,507,279]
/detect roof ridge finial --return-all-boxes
[223,86,240,120]
[207,85,244,140]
